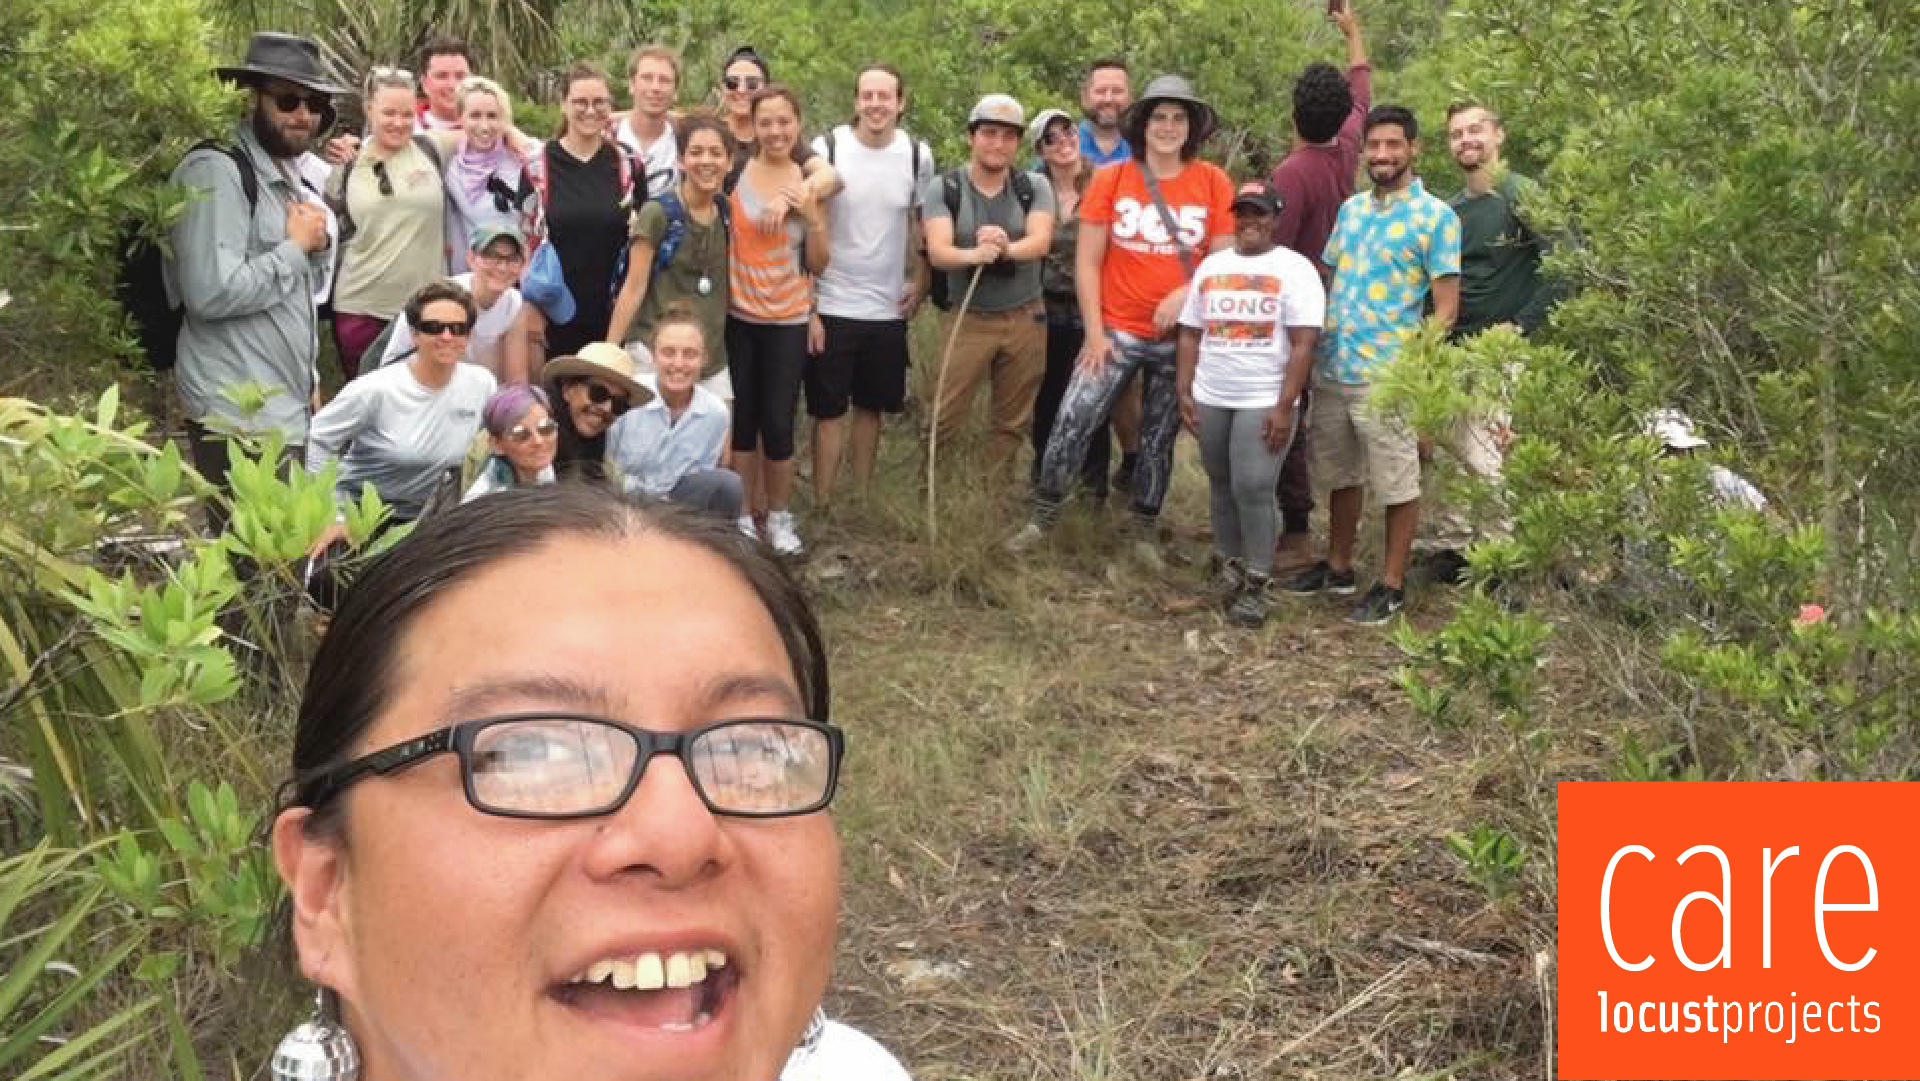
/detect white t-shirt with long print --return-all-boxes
[1177,245,1327,409]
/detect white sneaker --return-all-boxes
[766,510,804,556]
[736,515,759,540]
[1004,521,1045,553]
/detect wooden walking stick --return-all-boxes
[924,263,985,543]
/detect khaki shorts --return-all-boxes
[1310,376,1420,506]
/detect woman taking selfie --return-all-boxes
[270,485,909,1081]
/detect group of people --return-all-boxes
[160,3,1557,625]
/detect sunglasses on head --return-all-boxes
[585,382,631,414]
[505,418,560,443]
[414,318,471,337]
[268,89,331,114]
[723,75,765,92]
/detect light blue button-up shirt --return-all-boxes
[605,383,729,497]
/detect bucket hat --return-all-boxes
[215,32,349,96]
[1124,74,1218,144]
[541,342,655,407]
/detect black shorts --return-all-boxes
[804,315,910,418]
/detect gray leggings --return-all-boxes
[1033,328,1181,524]
[1197,403,1296,576]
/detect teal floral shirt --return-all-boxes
[1320,178,1461,384]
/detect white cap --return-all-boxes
[1645,408,1709,450]
[967,93,1025,131]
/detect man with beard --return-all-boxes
[167,32,340,506]
[1283,105,1459,624]
[806,65,935,504]
[1078,60,1132,168]
[1264,1,1371,574]
[1413,100,1558,582]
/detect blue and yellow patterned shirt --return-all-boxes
[1320,178,1461,384]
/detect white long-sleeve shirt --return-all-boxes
[305,362,496,518]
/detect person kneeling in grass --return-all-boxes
[1176,181,1325,626]
[604,310,744,519]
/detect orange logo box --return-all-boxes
[1558,783,1917,1079]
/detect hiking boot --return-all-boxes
[736,515,759,540]
[766,510,804,556]
[1226,573,1272,627]
[1005,521,1046,553]
[1206,555,1246,602]
[1347,582,1406,625]
[1271,531,1317,575]
[1281,560,1356,596]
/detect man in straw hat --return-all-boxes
[168,32,346,520]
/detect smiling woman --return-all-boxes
[268,487,887,1081]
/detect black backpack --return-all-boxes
[928,168,1035,310]
[114,141,257,371]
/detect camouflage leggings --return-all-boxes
[1032,329,1180,526]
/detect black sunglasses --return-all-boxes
[723,75,765,92]
[485,173,517,213]
[415,318,471,337]
[585,382,631,414]
[270,90,331,114]
[295,713,846,820]
[371,159,394,196]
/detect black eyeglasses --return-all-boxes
[372,159,394,196]
[505,418,559,442]
[586,382,631,414]
[298,713,845,819]
[723,75,765,92]
[414,318,470,337]
[270,90,331,115]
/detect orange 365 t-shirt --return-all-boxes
[1081,158,1234,337]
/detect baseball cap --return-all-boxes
[968,93,1025,131]
[1231,181,1282,215]
[469,223,527,254]
[1027,107,1073,152]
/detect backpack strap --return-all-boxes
[411,133,445,175]
[1011,170,1035,215]
[193,141,260,213]
[652,190,689,272]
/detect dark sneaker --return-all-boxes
[1281,560,1357,596]
[1347,582,1406,625]
[1226,574,1271,627]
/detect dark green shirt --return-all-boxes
[1450,171,1553,336]
[627,196,729,378]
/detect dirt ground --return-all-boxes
[793,446,1579,1081]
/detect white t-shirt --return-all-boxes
[1177,245,1327,409]
[616,115,680,198]
[781,1020,911,1081]
[305,361,497,518]
[379,272,523,379]
[811,126,934,321]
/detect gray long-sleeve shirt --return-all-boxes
[305,362,497,519]
[165,122,331,440]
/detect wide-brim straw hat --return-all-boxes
[1123,74,1218,144]
[215,32,349,96]
[540,342,655,406]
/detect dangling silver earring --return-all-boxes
[271,986,360,1081]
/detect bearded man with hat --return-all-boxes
[167,32,346,519]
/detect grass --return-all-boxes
[789,355,1578,1079]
